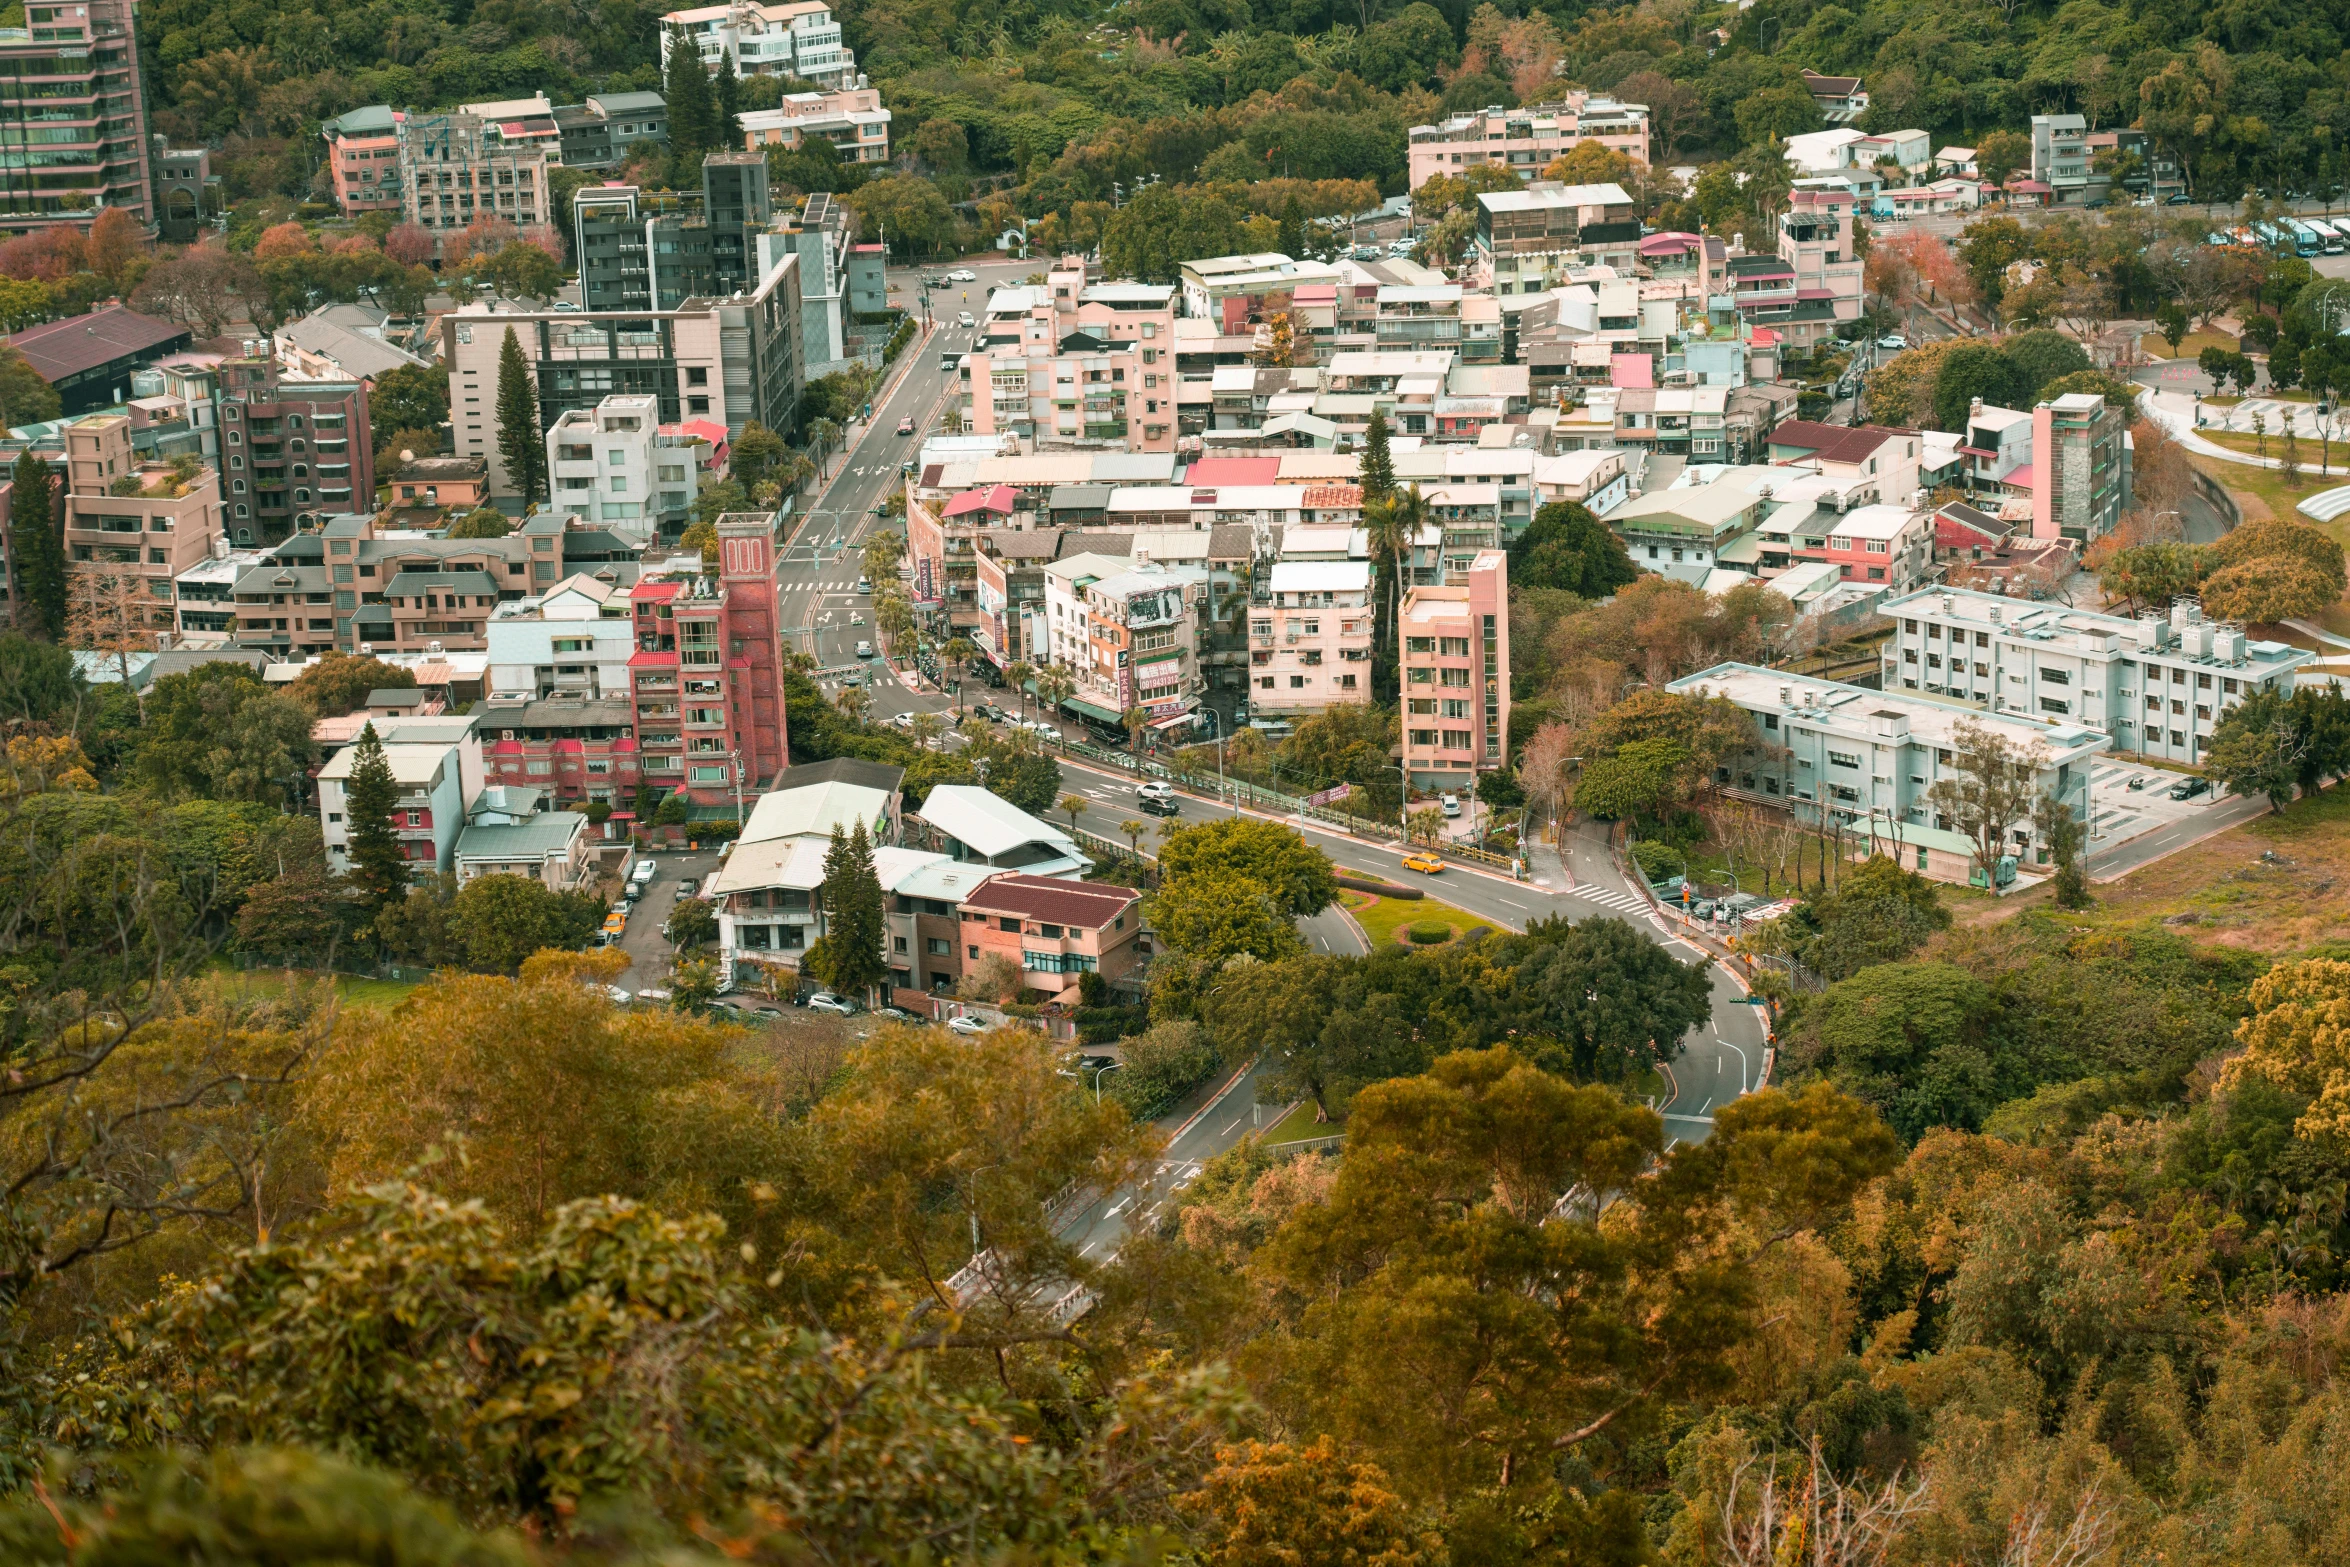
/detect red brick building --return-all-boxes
[628,512,787,810]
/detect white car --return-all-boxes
[856,640,874,658]
[1137,780,1174,803]
[603,985,633,1004]
[807,992,857,1016]
[889,711,917,728]
[947,1014,988,1035]
[956,311,975,328]
[1877,334,1909,350]
[949,268,976,282]
[1440,792,1462,817]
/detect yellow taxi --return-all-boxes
[1401,852,1445,875]
[601,910,628,939]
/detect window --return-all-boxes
[2040,696,2069,715]
[1406,636,1434,653]
[1826,750,1861,769]
[2040,667,2069,686]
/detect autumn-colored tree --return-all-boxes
[253,221,313,261]
[84,206,143,283]
[1183,1437,1436,1567]
[383,222,436,266]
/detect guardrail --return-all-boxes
[1051,737,1409,843]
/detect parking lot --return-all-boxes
[2085,759,2220,852]
[609,844,727,995]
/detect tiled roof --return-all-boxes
[960,873,1140,929]
[1768,420,1915,465]
[8,305,188,383]
[1300,484,1363,508]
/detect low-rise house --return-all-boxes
[1251,559,1374,715]
[957,874,1145,1001]
[454,802,592,889]
[913,785,1087,878]
[317,713,485,879]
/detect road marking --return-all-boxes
[1221,1115,1246,1135]
[1498,897,1528,910]
[1569,884,1648,913]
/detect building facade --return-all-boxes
[395,111,550,249]
[659,0,857,86]
[1399,548,1509,789]
[1879,587,2312,766]
[553,91,669,170]
[626,514,789,807]
[2031,392,2128,544]
[1250,558,1373,715]
[318,715,486,878]
[546,393,700,533]
[958,258,1180,452]
[60,413,223,631]
[737,83,890,164]
[0,0,152,234]
[322,107,404,212]
[956,874,1145,998]
[1406,95,1651,191]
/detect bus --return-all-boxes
[2288,219,2327,257]
[2253,222,2290,253]
[2310,218,2349,253]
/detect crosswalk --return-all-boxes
[1567,883,1650,916]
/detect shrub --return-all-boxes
[1407,921,1452,945]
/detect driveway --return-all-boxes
[612,844,728,992]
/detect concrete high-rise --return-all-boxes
[0,0,151,234]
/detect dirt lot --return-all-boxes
[1958,783,2350,956]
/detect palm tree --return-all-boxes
[907,712,943,750]
[1119,818,1147,861]
[1366,484,1430,693]
[808,417,842,474]
[1119,704,1148,763]
[1005,659,1035,720]
[1035,666,1075,738]
[941,636,977,716]
[1060,792,1087,840]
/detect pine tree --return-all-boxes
[1360,406,1395,506]
[344,721,411,919]
[494,326,544,505]
[806,821,889,1001]
[664,26,718,167]
[1278,194,1306,260]
[10,447,62,641]
[713,53,743,150]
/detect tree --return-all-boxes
[9,446,63,640]
[343,721,410,918]
[128,243,265,339]
[1359,405,1395,506]
[2031,789,2091,908]
[1974,130,2032,193]
[2222,959,2350,1141]
[844,173,957,258]
[64,564,163,684]
[1252,308,1295,368]
[1157,817,1338,917]
[1788,960,2003,1138]
[1763,854,1951,983]
[982,746,1060,816]
[1924,717,2046,882]
[806,821,887,1000]
[2096,541,2203,614]
[1102,184,1242,284]
[1862,338,1960,428]
[1573,738,1686,821]
[492,326,544,504]
[712,50,743,148]
[668,895,718,949]
[84,205,141,284]
[286,652,417,718]
[132,663,318,806]
[370,362,449,449]
[2155,299,2190,353]
[1148,867,1307,968]
[476,240,563,304]
[2200,555,2340,623]
[663,24,718,164]
[2202,516,2348,597]
[234,864,363,963]
[2207,688,2309,812]
[2001,328,2092,400]
[446,507,512,538]
[1931,341,2028,432]
[1510,499,1638,596]
[0,630,80,721]
[1183,1438,1436,1567]
[1060,790,1087,838]
[445,874,601,973]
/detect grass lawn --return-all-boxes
[2140,328,2240,360]
[1261,1098,1341,1146]
[1347,890,1496,947]
[211,962,422,1011]
[1952,782,2350,953]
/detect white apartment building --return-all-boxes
[737,83,891,164]
[317,714,486,878]
[1251,559,1374,714]
[1395,445,1538,536]
[660,0,857,87]
[545,393,698,531]
[1042,551,1129,680]
[485,574,637,701]
[1880,588,2316,765]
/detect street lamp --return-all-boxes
[1091,1060,1124,1103]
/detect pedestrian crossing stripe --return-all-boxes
[1569,885,1649,913]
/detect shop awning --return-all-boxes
[1149,711,1198,731]
[1063,695,1122,724]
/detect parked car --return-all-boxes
[1439,792,1461,818]
[877,1005,919,1022]
[603,985,633,1004]
[2166,192,2194,205]
[1876,334,1909,350]
[947,1014,988,1035]
[856,576,870,593]
[807,992,858,1016]
[635,987,673,1004]
[2167,778,2212,801]
[1402,852,1445,875]
[1137,780,1174,802]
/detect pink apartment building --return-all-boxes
[957,874,1146,1001]
[1400,549,1510,791]
[1407,95,1651,192]
[61,414,223,630]
[1253,559,1374,717]
[958,257,1179,452]
[322,107,405,213]
[737,84,891,163]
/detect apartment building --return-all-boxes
[760,192,852,366]
[1802,503,1933,591]
[440,259,803,496]
[486,573,637,700]
[1765,421,1923,507]
[2031,392,2128,544]
[59,414,223,629]
[959,258,1179,452]
[957,875,1146,999]
[211,353,372,544]
[1958,400,2034,496]
[1879,588,2312,765]
[1468,183,1638,275]
[546,393,699,533]
[1400,549,1508,789]
[553,91,669,170]
[173,546,270,639]
[1066,562,1209,729]
[574,153,774,315]
[2029,113,2103,206]
[1771,189,1866,350]
[660,0,857,86]
[626,514,789,808]
[1250,559,1373,715]
[480,695,638,805]
[318,713,487,878]
[738,82,891,164]
[321,106,405,213]
[0,0,152,234]
[1672,662,2100,871]
[1406,95,1651,190]
[395,110,550,250]
[386,456,488,517]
